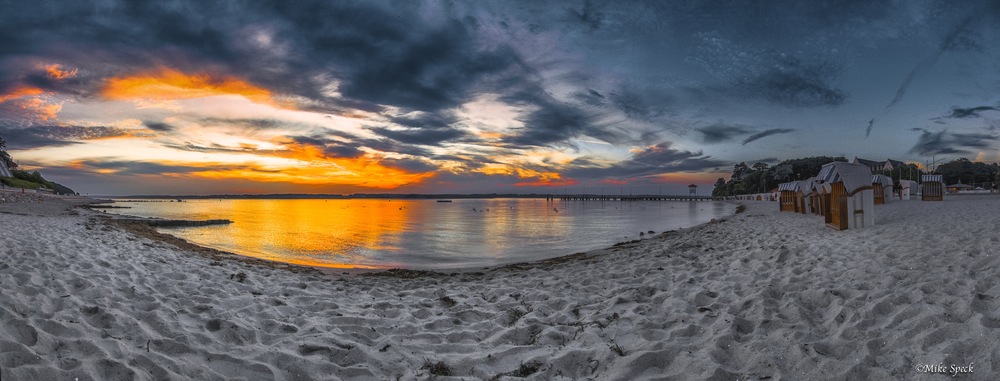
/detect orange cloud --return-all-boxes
[0,86,45,103]
[44,64,78,80]
[512,169,576,187]
[192,157,433,188]
[102,67,280,106]
[601,178,635,185]
[18,97,63,120]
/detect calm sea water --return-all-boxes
[109,198,734,270]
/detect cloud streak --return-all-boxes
[742,128,795,145]
[909,128,998,155]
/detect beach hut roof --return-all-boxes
[816,162,873,194]
[899,179,917,189]
[922,174,943,183]
[872,174,892,187]
[778,182,800,191]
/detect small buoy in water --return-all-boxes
[640,232,645,236]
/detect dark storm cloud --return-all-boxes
[0,124,132,149]
[697,124,752,143]
[163,143,287,155]
[740,58,845,108]
[945,105,998,119]
[288,135,364,158]
[143,120,174,132]
[0,1,526,115]
[741,128,795,145]
[200,118,288,130]
[567,0,604,31]
[365,111,468,145]
[567,142,727,179]
[883,8,987,112]
[504,101,593,147]
[501,86,628,148]
[380,157,438,173]
[909,128,998,155]
[366,126,466,146]
[74,160,209,176]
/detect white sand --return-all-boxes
[1,195,999,380]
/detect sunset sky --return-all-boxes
[2,1,1000,195]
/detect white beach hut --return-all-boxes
[815,162,874,230]
[872,174,893,205]
[922,175,944,201]
[899,180,917,200]
[804,177,824,215]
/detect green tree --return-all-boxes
[0,135,13,170]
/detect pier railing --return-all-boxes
[546,195,722,201]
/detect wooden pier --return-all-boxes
[547,195,721,201]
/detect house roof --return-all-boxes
[886,159,906,167]
[947,183,974,189]
[853,157,882,167]
[817,162,873,194]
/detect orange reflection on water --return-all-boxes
[224,199,411,268]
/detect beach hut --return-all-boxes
[922,175,944,201]
[0,159,11,178]
[872,174,893,205]
[778,182,800,212]
[816,162,874,230]
[899,180,917,200]
[793,179,814,214]
[802,177,826,215]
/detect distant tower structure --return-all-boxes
[688,184,698,195]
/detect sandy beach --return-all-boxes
[2,194,999,380]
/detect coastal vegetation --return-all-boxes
[0,135,77,194]
[713,156,1000,197]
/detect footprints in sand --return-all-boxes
[3,202,1000,379]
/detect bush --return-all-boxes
[1,177,43,189]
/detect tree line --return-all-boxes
[708,156,1000,197]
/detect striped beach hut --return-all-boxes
[898,179,917,200]
[794,179,815,214]
[816,162,874,230]
[872,174,893,205]
[921,175,944,201]
[804,177,825,216]
[778,182,800,212]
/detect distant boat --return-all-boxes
[436,200,453,203]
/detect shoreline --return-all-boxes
[108,199,742,275]
[2,194,998,379]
